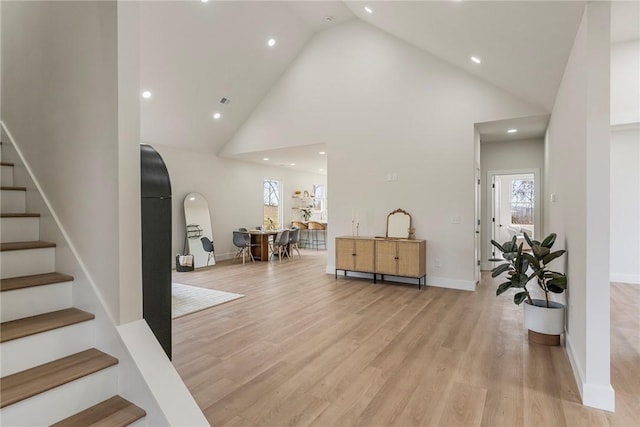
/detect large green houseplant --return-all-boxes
[490,232,568,344]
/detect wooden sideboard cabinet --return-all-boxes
[335,237,376,280]
[335,236,427,288]
[375,239,426,288]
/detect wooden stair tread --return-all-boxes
[1,272,74,292]
[0,162,14,167]
[0,308,94,343]
[0,240,56,251]
[0,348,118,408]
[0,213,41,218]
[0,186,26,191]
[51,395,146,427]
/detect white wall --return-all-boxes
[610,127,640,284]
[1,0,124,322]
[220,20,545,290]
[545,3,613,410]
[1,3,206,423]
[152,145,326,266]
[117,1,143,323]
[611,40,640,125]
[480,138,544,266]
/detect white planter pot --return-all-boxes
[523,299,565,335]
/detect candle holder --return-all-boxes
[351,219,356,236]
[356,222,360,237]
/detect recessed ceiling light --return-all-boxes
[263,158,269,161]
[289,163,295,166]
[319,151,326,155]
[268,38,276,47]
[364,6,373,14]
[213,112,221,120]
[201,0,209,3]
[507,129,518,133]
[471,56,481,64]
[142,90,152,99]
[319,168,325,172]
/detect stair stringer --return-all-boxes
[1,123,208,426]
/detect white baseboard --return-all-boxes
[481,262,494,271]
[426,275,477,291]
[565,332,616,412]
[325,266,476,291]
[583,382,616,412]
[610,274,640,284]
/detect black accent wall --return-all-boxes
[140,144,172,359]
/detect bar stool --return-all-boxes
[291,221,308,248]
[307,221,326,250]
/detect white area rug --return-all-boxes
[172,283,244,319]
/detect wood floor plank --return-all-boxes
[437,382,488,427]
[171,251,640,426]
[0,348,117,408]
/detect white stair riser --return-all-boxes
[0,217,40,243]
[1,165,14,186]
[128,417,147,427]
[0,247,55,279]
[0,281,73,322]
[0,189,26,213]
[0,366,117,426]
[0,320,93,376]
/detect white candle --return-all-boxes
[352,208,354,222]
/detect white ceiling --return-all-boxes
[477,115,550,143]
[343,1,586,112]
[140,1,637,174]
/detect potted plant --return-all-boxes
[490,232,568,345]
[301,208,312,222]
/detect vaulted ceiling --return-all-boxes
[139,1,637,173]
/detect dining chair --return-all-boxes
[289,227,302,258]
[232,231,255,264]
[200,237,216,266]
[307,221,326,250]
[270,229,290,262]
[291,221,308,248]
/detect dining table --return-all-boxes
[248,230,278,261]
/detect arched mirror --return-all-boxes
[184,192,215,268]
[386,208,411,239]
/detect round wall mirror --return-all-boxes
[183,192,215,267]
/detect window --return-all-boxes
[263,179,281,229]
[511,180,534,225]
[313,184,324,209]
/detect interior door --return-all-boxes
[492,176,502,250]
[474,168,481,282]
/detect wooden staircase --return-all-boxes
[0,146,146,425]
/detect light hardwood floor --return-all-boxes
[172,250,639,426]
